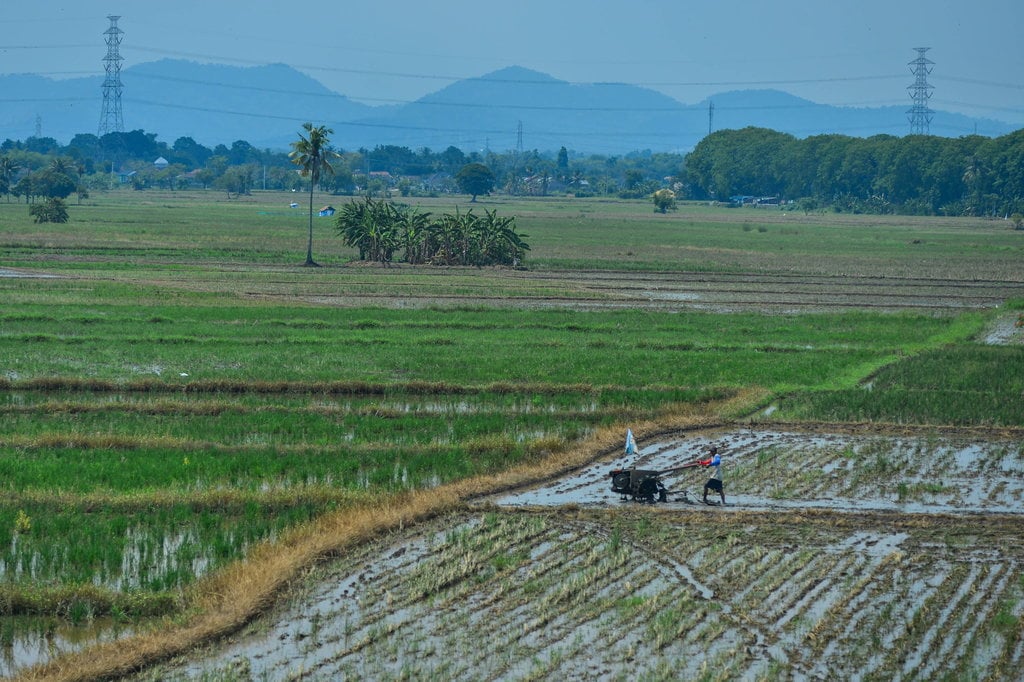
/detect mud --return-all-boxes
[0,268,59,279]
[983,314,1024,345]
[139,428,1024,681]
[0,617,134,679]
[496,428,1024,515]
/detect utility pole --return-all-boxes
[907,47,934,136]
[708,101,714,136]
[98,15,125,136]
[511,121,524,196]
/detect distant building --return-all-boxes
[318,205,335,217]
[153,157,169,169]
[728,195,779,206]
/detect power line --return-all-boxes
[123,45,921,92]
[48,69,992,116]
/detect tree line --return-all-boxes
[0,130,680,201]
[2,125,1023,217]
[684,127,1024,217]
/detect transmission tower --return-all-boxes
[98,15,125,136]
[708,100,714,136]
[906,47,934,135]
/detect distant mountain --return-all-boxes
[124,61,374,148]
[699,89,1011,141]
[340,66,702,154]
[0,72,97,143]
[0,59,373,149]
[1,61,1016,154]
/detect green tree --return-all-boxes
[336,195,403,264]
[472,208,529,266]
[556,146,569,179]
[12,174,35,203]
[456,163,495,202]
[429,209,467,264]
[440,145,467,174]
[0,156,19,202]
[652,188,676,213]
[289,123,341,266]
[28,197,68,223]
[171,136,213,168]
[215,166,254,198]
[33,167,77,199]
[66,134,102,165]
[398,205,432,264]
[319,164,356,194]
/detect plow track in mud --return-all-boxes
[147,428,1024,681]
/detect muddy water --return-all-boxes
[0,617,135,679]
[0,269,59,279]
[982,314,1023,345]
[495,429,1024,514]
[134,427,1024,681]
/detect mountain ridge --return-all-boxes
[1,60,1016,154]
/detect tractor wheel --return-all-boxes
[637,477,658,503]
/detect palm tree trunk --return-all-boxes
[305,181,317,266]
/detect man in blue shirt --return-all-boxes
[700,446,725,505]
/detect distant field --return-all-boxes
[2,190,1023,279]
[1,189,1023,679]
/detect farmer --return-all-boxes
[700,446,725,505]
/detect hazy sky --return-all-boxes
[3,0,1022,126]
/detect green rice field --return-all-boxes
[1,189,1023,679]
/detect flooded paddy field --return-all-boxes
[141,428,1024,681]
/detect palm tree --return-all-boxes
[0,156,19,203]
[289,123,340,266]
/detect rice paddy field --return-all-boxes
[1,189,1023,680]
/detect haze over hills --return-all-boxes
[1,60,1016,155]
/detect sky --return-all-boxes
[2,0,1023,127]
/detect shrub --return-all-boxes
[28,197,69,223]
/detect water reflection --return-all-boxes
[0,615,136,678]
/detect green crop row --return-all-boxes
[1,291,970,387]
[0,500,319,595]
[773,345,1024,425]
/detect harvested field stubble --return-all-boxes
[145,508,1024,681]
[114,424,1024,682]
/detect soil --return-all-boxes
[6,265,1024,314]
[140,426,1024,681]
[6,264,1022,678]
[298,269,1024,314]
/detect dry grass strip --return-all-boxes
[16,389,764,682]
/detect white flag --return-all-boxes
[625,429,637,456]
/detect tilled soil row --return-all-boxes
[147,507,1024,681]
